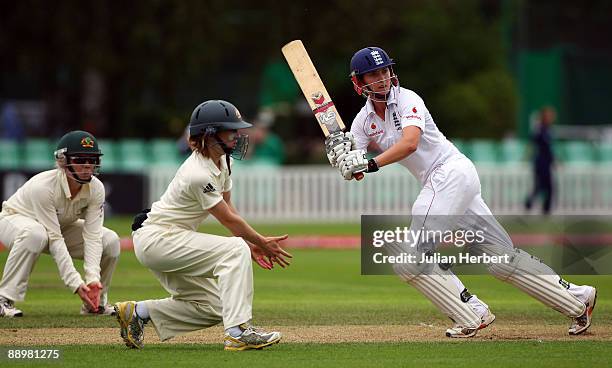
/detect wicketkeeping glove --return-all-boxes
[86,282,102,311]
[325,131,355,167]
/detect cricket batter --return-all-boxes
[0,130,120,317]
[326,47,597,337]
[114,100,291,351]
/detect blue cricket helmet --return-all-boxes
[349,47,395,77]
[349,46,398,99]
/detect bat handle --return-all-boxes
[354,172,365,181]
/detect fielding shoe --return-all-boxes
[80,304,116,316]
[224,323,282,351]
[445,309,496,338]
[114,301,146,349]
[0,297,23,318]
[569,287,597,335]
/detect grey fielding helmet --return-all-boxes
[189,100,252,136]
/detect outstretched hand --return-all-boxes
[258,234,292,268]
[251,246,274,270]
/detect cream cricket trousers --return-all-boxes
[132,224,253,341]
[0,213,120,303]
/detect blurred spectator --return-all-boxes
[0,102,25,141]
[525,106,556,214]
[245,108,285,165]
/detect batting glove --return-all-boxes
[338,149,369,180]
[325,131,355,167]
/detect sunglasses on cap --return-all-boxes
[70,156,100,165]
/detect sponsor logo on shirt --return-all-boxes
[404,115,422,121]
[368,129,384,137]
[202,183,216,194]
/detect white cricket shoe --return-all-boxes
[0,297,23,318]
[445,309,496,338]
[224,323,282,351]
[569,287,597,335]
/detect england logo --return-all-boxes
[371,50,383,65]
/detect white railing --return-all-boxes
[148,163,612,222]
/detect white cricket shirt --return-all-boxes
[0,169,105,291]
[350,86,462,184]
[144,151,232,231]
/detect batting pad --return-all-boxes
[399,265,483,329]
[482,244,586,317]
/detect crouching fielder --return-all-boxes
[329,46,596,338]
[0,130,120,317]
[114,100,291,351]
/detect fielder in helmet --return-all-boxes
[326,46,597,339]
[114,100,291,350]
[187,99,252,175]
[0,130,120,318]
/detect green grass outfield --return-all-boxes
[1,342,610,368]
[1,219,611,367]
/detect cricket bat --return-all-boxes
[282,40,365,179]
[281,40,345,137]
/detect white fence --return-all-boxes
[148,164,612,222]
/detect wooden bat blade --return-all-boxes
[282,40,345,137]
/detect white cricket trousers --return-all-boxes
[406,155,589,319]
[132,224,253,341]
[0,213,120,303]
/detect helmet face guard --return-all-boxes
[55,149,102,184]
[209,130,250,161]
[350,67,399,102]
[54,130,103,184]
[230,133,249,160]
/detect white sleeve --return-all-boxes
[400,94,427,132]
[82,181,105,285]
[29,183,83,292]
[189,173,224,210]
[350,116,370,151]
